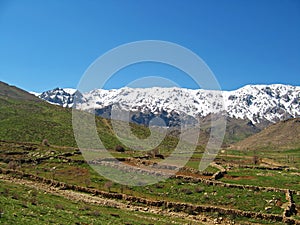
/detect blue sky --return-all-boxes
[0,0,299,92]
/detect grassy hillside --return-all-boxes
[0,82,41,102]
[0,81,180,152]
[230,118,300,151]
[0,82,122,148]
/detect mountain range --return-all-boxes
[37,84,300,126]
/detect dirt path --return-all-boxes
[0,174,234,225]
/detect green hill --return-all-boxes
[0,82,41,102]
[0,81,123,148]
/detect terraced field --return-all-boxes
[0,140,299,224]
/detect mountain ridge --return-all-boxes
[36,84,300,126]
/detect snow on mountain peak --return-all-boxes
[38,84,300,125]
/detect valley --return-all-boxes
[0,81,299,224]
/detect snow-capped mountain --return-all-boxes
[36,84,300,126]
[38,88,78,108]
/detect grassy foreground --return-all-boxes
[0,179,204,225]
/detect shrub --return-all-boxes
[31,198,38,206]
[194,187,204,193]
[226,193,235,199]
[7,161,18,170]
[12,193,19,200]
[181,188,193,195]
[253,155,259,165]
[104,181,113,192]
[115,145,125,152]
[155,183,164,189]
[42,139,50,146]
[1,188,9,197]
[79,205,91,211]
[89,210,100,216]
[55,204,64,210]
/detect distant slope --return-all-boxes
[0,82,41,101]
[0,82,77,146]
[230,118,300,150]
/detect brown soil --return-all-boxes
[224,174,255,180]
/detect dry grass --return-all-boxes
[231,118,300,150]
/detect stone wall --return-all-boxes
[1,168,299,224]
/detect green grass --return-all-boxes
[219,148,300,169]
[220,168,300,190]
[14,159,286,215]
[0,180,201,225]
[1,140,291,216]
[134,178,285,214]
[0,98,77,147]
[1,140,297,223]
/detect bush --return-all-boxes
[115,145,125,152]
[226,193,235,199]
[155,183,164,189]
[194,187,204,193]
[89,210,100,216]
[12,193,19,200]
[181,188,193,195]
[7,161,18,170]
[55,204,64,210]
[253,155,259,165]
[104,181,113,192]
[42,139,50,146]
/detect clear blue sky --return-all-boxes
[0,0,299,92]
